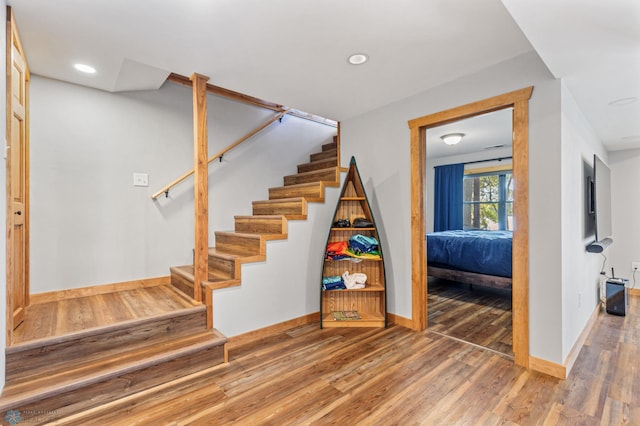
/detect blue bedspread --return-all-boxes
[427,230,512,278]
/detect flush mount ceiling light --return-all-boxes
[608,97,637,106]
[441,133,465,146]
[74,63,96,74]
[348,53,368,65]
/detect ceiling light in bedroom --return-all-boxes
[441,133,465,145]
[348,53,368,65]
[74,63,96,74]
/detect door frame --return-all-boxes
[408,87,533,367]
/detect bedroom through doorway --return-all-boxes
[425,108,514,358]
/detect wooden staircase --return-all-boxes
[0,286,227,423]
[0,138,340,423]
[169,137,342,301]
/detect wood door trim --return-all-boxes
[408,86,533,368]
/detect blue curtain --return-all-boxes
[433,163,464,232]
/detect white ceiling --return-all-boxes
[8,0,640,151]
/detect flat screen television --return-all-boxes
[587,154,613,253]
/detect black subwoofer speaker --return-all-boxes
[606,279,627,316]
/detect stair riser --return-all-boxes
[310,149,337,162]
[171,272,196,298]
[6,309,208,383]
[269,185,324,202]
[322,141,338,152]
[298,158,338,173]
[9,344,226,422]
[215,233,263,256]
[235,216,287,234]
[208,255,237,279]
[252,199,307,218]
[284,168,339,186]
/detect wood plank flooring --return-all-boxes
[53,296,639,425]
[12,285,199,344]
[428,277,513,356]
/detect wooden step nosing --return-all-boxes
[252,197,305,205]
[268,181,323,191]
[6,305,206,355]
[207,249,240,261]
[0,332,227,411]
[215,231,263,240]
[234,215,286,220]
[284,166,339,179]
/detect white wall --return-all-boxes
[29,76,337,337]
[609,149,640,287]
[340,50,572,363]
[559,83,609,362]
[1,0,8,391]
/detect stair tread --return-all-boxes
[284,166,340,179]
[234,214,286,220]
[6,304,206,355]
[216,230,287,241]
[0,329,227,410]
[252,197,306,205]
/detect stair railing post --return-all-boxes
[191,73,209,303]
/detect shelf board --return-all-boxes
[325,257,382,262]
[330,227,376,231]
[340,197,366,201]
[321,312,385,328]
[322,282,385,292]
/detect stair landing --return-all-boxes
[1,285,227,421]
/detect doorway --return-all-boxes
[408,87,532,367]
[425,109,514,357]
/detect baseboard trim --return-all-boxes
[387,313,412,329]
[563,301,602,376]
[227,312,320,349]
[530,301,602,380]
[529,356,566,379]
[30,276,171,305]
[629,287,640,296]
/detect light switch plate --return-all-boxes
[133,173,149,187]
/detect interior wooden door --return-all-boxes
[6,7,30,336]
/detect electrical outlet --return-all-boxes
[632,262,640,272]
[133,173,149,187]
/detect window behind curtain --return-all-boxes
[463,170,513,230]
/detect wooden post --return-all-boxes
[191,73,209,302]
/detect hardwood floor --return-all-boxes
[428,277,513,357]
[53,296,640,425]
[12,285,199,344]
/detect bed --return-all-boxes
[426,230,512,290]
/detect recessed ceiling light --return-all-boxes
[608,97,637,106]
[348,54,368,65]
[74,63,96,74]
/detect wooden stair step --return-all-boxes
[297,157,339,173]
[5,305,208,383]
[214,231,287,257]
[269,182,337,202]
[0,329,227,414]
[283,166,340,186]
[310,148,337,162]
[322,140,338,151]
[235,215,288,235]
[252,197,307,219]
[170,265,239,294]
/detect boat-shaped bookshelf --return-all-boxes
[320,157,387,328]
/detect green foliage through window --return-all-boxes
[463,171,513,230]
